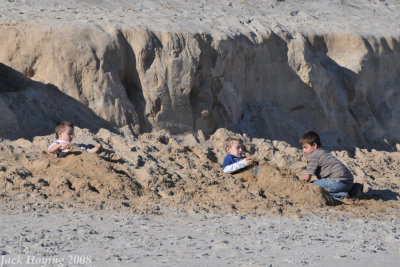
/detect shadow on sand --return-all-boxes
[0,63,115,140]
[365,188,399,201]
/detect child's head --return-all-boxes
[55,121,74,142]
[225,137,244,158]
[299,131,321,155]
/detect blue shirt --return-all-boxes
[222,154,248,174]
[222,154,240,169]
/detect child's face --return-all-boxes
[302,142,317,155]
[58,126,74,142]
[227,141,243,158]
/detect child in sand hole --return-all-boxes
[48,121,102,157]
[222,137,254,174]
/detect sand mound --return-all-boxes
[0,146,142,210]
[241,163,336,207]
[140,158,337,216]
[1,127,399,219]
[0,131,335,216]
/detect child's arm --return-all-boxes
[301,174,318,182]
[73,143,102,153]
[88,143,102,153]
[301,154,320,182]
[48,142,70,154]
[223,158,253,173]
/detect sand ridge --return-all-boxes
[1,127,399,219]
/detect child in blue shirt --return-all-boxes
[222,137,253,173]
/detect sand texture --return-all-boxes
[1,208,400,266]
[1,1,400,148]
[1,127,400,265]
[1,128,399,219]
[1,0,400,266]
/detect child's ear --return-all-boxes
[225,146,231,153]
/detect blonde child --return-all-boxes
[222,137,253,174]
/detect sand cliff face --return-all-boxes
[1,23,399,148]
[1,1,400,149]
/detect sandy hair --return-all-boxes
[55,121,73,138]
[225,137,242,152]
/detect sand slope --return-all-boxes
[1,127,399,219]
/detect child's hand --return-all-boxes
[245,158,254,166]
[89,143,102,153]
[300,174,311,182]
[60,143,71,150]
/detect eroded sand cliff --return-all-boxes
[1,0,400,148]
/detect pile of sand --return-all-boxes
[0,145,142,210]
[1,127,399,219]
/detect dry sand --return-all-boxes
[1,0,400,266]
[1,207,400,267]
[1,127,400,266]
[1,0,399,36]
[1,127,400,219]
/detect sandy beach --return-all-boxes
[1,0,400,266]
[1,206,400,267]
[1,127,400,266]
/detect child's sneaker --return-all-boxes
[349,183,364,198]
[330,191,348,199]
